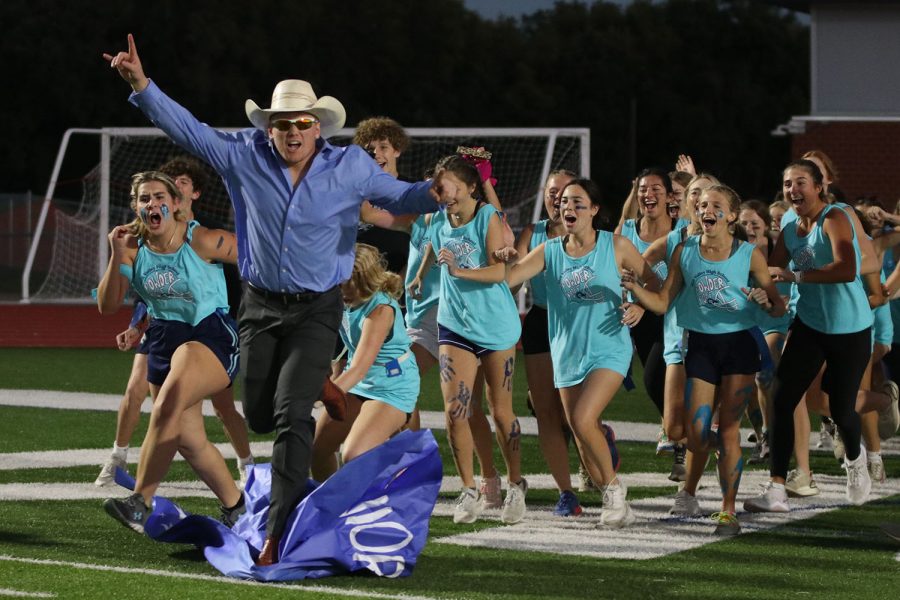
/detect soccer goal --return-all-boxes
[21,127,589,303]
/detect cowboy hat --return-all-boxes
[245,79,346,138]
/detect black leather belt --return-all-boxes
[248,283,330,304]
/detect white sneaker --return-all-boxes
[600,481,636,528]
[479,474,503,510]
[845,446,872,505]
[868,453,886,484]
[878,380,900,440]
[816,422,832,450]
[500,479,528,524]
[94,454,127,487]
[656,427,675,455]
[744,481,790,513]
[577,463,597,492]
[784,468,820,497]
[669,488,702,517]
[453,488,483,524]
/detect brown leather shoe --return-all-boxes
[256,536,279,566]
[320,378,347,421]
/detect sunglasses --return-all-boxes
[270,117,319,132]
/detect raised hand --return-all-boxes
[675,154,696,176]
[102,33,149,92]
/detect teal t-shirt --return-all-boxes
[125,220,229,326]
[674,236,758,334]
[528,220,550,308]
[782,204,873,334]
[404,213,441,328]
[431,204,521,350]
[544,231,633,387]
[341,291,419,413]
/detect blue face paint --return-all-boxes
[139,207,149,223]
[717,210,725,219]
[160,204,171,220]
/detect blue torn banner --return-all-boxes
[114,428,442,581]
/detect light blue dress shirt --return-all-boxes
[129,81,438,293]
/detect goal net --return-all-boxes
[22,127,589,303]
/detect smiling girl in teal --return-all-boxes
[624,184,784,536]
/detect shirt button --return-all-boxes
[282,268,286,273]
[284,247,288,252]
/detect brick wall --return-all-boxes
[0,304,130,347]
[792,121,900,211]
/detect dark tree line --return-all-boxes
[0,0,808,208]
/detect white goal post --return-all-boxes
[21,127,589,303]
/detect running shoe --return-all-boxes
[220,496,246,528]
[604,423,621,472]
[577,463,597,492]
[748,431,770,465]
[816,421,832,450]
[94,454,127,487]
[878,380,900,441]
[104,493,151,534]
[669,488,702,517]
[501,478,528,524]
[869,453,886,484]
[711,511,741,536]
[479,474,503,509]
[656,427,675,455]
[599,481,635,528]
[784,468,819,497]
[453,488,483,524]
[668,444,687,482]
[553,490,583,517]
[845,445,872,505]
[743,481,790,513]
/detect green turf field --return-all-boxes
[0,348,898,599]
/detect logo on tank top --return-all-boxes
[142,266,194,303]
[692,270,739,311]
[560,265,605,303]
[792,245,816,272]
[444,237,480,269]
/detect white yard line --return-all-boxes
[4,389,896,454]
[0,555,445,600]
[0,590,55,598]
[434,470,900,560]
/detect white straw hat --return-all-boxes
[245,79,346,138]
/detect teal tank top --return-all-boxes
[782,204,873,334]
[341,291,419,413]
[404,213,441,328]
[621,217,685,281]
[674,236,758,334]
[125,221,228,326]
[431,204,521,350]
[528,220,550,308]
[662,228,689,363]
[544,232,633,387]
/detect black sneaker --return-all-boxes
[220,495,246,528]
[104,493,150,534]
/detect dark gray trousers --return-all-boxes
[238,285,342,538]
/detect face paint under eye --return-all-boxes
[160,204,171,220]
[139,207,149,222]
[574,205,590,211]
[717,211,725,219]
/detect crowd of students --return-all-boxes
[98,36,899,563]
